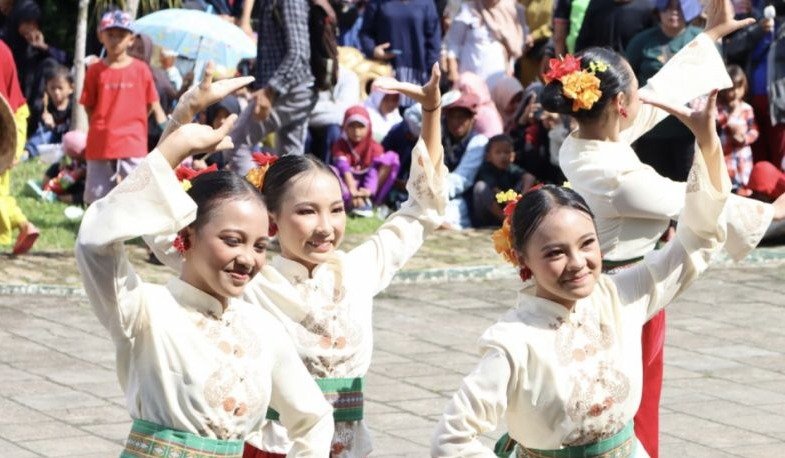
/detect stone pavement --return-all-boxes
[1,264,785,457]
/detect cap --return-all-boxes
[656,0,702,22]
[444,92,480,115]
[99,10,134,33]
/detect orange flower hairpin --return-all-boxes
[543,55,607,112]
[245,152,279,191]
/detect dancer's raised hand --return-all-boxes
[175,62,255,121]
[371,62,441,112]
[159,114,238,167]
[640,91,719,153]
[704,0,756,41]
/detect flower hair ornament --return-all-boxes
[543,55,608,112]
[491,185,543,282]
[245,152,279,191]
[175,163,219,192]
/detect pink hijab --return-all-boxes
[456,72,503,137]
[490,76,524,129]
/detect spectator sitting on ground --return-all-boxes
[23,64,72,160]
[489,75,524,133]
[331,105,400,217]
[454,72,503,137]
[364,86,402,142]
[442,91,488,229]
[32,130,87,205]
[471,134,535,227]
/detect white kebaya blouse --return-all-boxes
[76,150,334,456]
[559,33,772,262]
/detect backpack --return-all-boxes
[308,0,340,91]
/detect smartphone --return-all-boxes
[388,49,403,56]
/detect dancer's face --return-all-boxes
[181,198,269,305]
[520,207,602,309]
[272,170,346,272]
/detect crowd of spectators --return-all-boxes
[3,0,785,254]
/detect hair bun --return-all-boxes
[540,81,575,115]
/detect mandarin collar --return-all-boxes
[516,284,578,321]
[270,255,328,283]
[167,277,226,319]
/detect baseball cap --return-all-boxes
[99,10,134,33]
[656,0,702,22]
[445,92,480,115]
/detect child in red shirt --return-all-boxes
[79,10,160,204]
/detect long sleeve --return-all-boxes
[76,150,196,342]
[424,0,442,67]
[611,167,685,220]
[359,0,380,58]
[431,348,512,457]
[613,142,730,320]
[268,319,334,457]
[620,33,732,144]
[345,138,447,296]
[266,0,312,94]
[447,134,488,198]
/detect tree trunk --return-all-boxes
[128,0,141,18]
[72,0,90,132]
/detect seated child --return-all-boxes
[28,130,87,204]
[331,105,400,217]
[24,65,73,159]
[472,134,534,227]
[717,65,758,194]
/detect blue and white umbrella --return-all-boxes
[132,8,256,71]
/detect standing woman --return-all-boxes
[443,0,526,85]
[556,1,784,456]
[151,64,447,457]
[433,59,732,457]
[359,0,441,108]
[77,71,334,457]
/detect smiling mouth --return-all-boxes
[225,270,250,284]
[563,272,590,285]
[307,240,334,252]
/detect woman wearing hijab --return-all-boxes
[444,0,526,84]
[455,72,504,137]
[490,75,525,133]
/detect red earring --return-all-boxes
[268,222,278,237]
[619,107,629,118]
[519,266,532,282]
[173,230,190,254]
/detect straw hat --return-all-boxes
[0,94,17,175]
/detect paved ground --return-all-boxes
[1,264,785,457]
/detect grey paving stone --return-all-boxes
[82,421,131,443]
[0,421,85,441]
[0,437,41,457]
[24,434,121,457]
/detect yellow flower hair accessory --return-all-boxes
[181,179,192,192]
[491,189,523,267]
[244,153,279,191]
[542,54,605,112]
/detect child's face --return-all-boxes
[346,121,368,144]
[99,28,134,59]
[272,170,346,272]
[722,82,746,104]
[46,76,74,108]
[445,108,475,139]
[487,141,515,171]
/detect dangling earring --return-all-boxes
[619,107,629,119]
[268,222,278,237]
[519,266,532,282]
[173,230,191,254]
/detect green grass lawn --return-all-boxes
[7,159,382,251]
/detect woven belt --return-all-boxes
[121,418,243,458]
[267,376,364,423]
[495,422,635,458]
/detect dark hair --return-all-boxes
[186,170,265,230]
[261,154,339,213]
[485,134,514,154]
[724,64,748,96]
[510,185,595,252]
[540,47,634,121]
[44,65,73,86]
